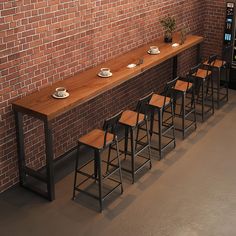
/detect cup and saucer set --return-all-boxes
[97,68,112,78]
[52,87,69,99]
[147,46,160,55]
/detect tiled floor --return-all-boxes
[1,89,236,236]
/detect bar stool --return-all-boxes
[204,54,229,108]
[72,111,123,212]
[118,93,153,184]
[188,63,214,121]
[171,76,197,139]
[148,78,176,159]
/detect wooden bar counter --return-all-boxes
[12,33,203,200]
[13,34,203,121]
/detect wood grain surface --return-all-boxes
[12,33,203,121]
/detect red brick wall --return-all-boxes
[1,0,206,192]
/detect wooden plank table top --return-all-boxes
[12,34,203,121]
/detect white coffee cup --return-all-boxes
[150,46,159,54]
[55,87,67,97]
[100,68,111,76]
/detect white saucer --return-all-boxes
[52,92,69,99]
[172,43,180,47]
[98,72,113,78]
[147,50,160,55]
[127,63,137,68]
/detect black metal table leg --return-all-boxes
[72,145,80,200]
[173,56,178,79]
[14,110,54,200]
[14,111,26,185]
[197,44,201,63]
[44,120,55,201]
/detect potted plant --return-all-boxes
[180,28,186,45]
[180,24,189,45]
[160,16,176,43]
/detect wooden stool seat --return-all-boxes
[119,110,145,127]
[78,129,114,150]
[195,68,212,79]
[204,59,226,68]
[149,94,170,108]
[174,80,193,92]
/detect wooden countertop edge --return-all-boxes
[12,104,48,121]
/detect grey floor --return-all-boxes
[1,90,236,236]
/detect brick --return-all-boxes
[1,8,16,16]
[0,23,10,31]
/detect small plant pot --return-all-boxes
[164,37,172,43]
[164,31,173,43]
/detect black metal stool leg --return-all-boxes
[158,109,162,160]
[95,150,103,212]
[149,110,154,139]
[217,68,220,109]
[94,150,98,181]
[206,76,210,97]
[124,126,129,160]
[115,138,123,194]
[211,76,215,114]
[226,66,229,102]
[182,93,185,139]
[145,119,152,169]
[130,128,135,184]
[172,95,177,116]
[135,125,140,151]
[201,81,205,121]
[106,144,112,174]
[170,102,176,148]
[192,89,197,130]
